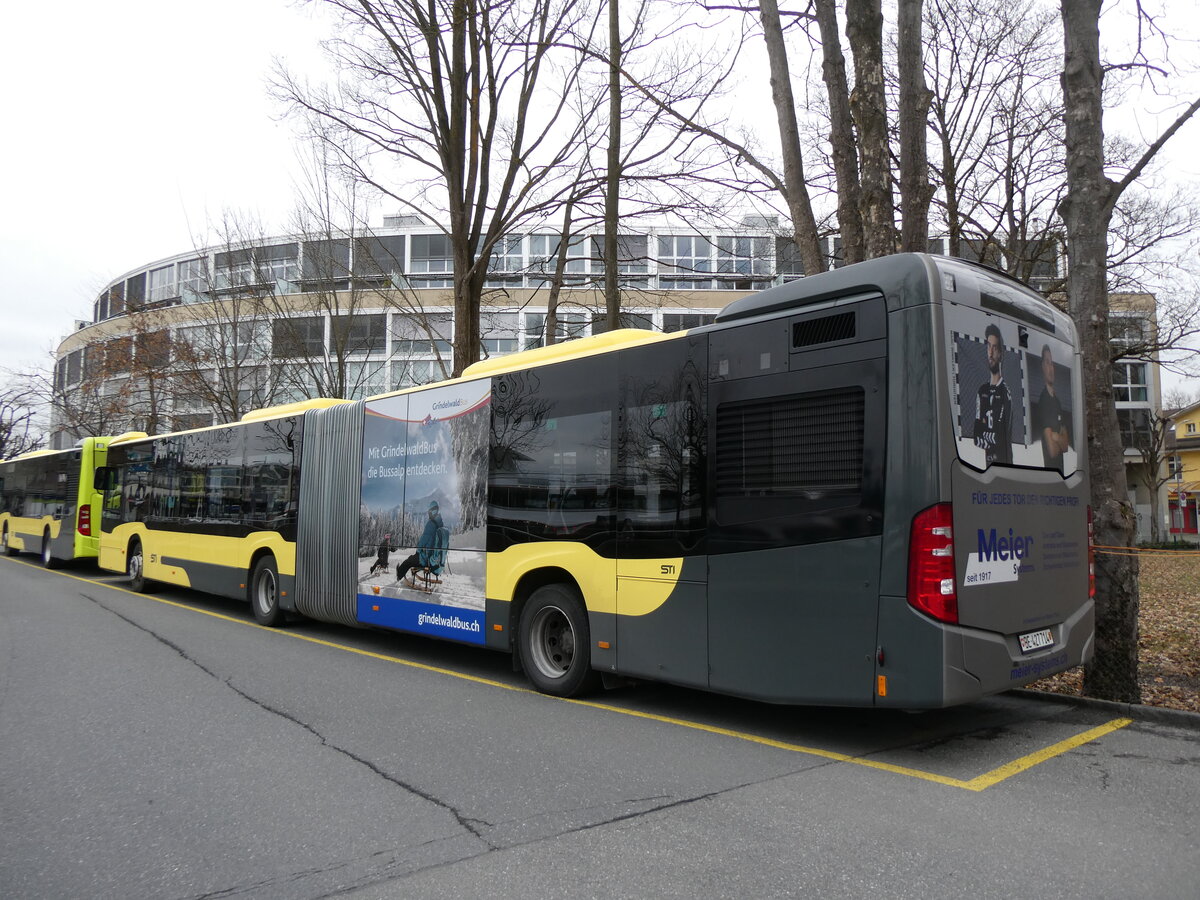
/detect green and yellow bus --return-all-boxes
[97,253,1094,708]
[1,437,114,568]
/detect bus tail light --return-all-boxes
[908,503,958,623]
[1087,506,1095,599]
[78,505,92,536]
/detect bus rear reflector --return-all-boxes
[1087,506,1095,599]
[908,503,958,623]
[77,505,92,536]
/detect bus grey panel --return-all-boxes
[615,579,708,690]
[708,318,789,382]
[872,596,959,708]
[707,537,882,705]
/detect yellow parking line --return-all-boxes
[16,559,1134,791]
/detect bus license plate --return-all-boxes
[1019,628,1055,653]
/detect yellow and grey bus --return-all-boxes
[98,253,1094,708]
[1,437,113,568]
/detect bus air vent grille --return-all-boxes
[792,311,855,349]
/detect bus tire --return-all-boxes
[128,540,154,593]
[519,583,599,697]
[41,531,61,569]
[2,526,17,557]
[250,555,284,627]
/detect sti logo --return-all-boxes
[977,527,1034,562]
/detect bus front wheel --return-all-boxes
[519,584,599,697]
[250,556,284,627]
[128,541,154,593]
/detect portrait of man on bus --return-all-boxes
[1030,343,1072,472]
[973,323,1014,466]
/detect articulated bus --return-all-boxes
[1,437,113,568]
[97,253,1094,708]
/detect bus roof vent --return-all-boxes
[792,311,855,349]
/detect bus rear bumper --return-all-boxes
[947,598,1095,705]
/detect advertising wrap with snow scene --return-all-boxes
[356,379,491,643]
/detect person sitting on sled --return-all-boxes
[396,502,445,583]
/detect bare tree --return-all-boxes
[845,0,895,258]
[1059,0,1200,702]
[278,0,612,377]
[0,379,43,458]
[896,0,932,252]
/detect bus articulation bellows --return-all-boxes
[95,253,1093,708]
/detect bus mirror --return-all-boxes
[94,466,113,492]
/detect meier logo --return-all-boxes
[978,527,1034,562]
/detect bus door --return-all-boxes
[615,336,710,689]
[705,301,888,704]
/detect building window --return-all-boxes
[126,273,147,309]
[148,265,177,303]
[481,311,521,358]
[409,234,453,274]
[272,316,326,359]
[717,236,771,277]
[1116,407,1152,449]
[1169,454,1184,479]
[663,313,717,333]
[352,235,406,281]
[178,259,209,298]
[658,235,714,289]
[259,243,299,285]
[1112,361,1149,403]
[1188,423,1197,435]
[344,361,389,399]
[330,314,387,357]
[393,312,452,357]
[524,312,588,349]
[391,359,444,389]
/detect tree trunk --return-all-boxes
[604,0,622,331]
[1060,0,1140,703]
[758,0,826,274]
[814,0,863,265]
[846,0,894,260]
[897,0,931,252]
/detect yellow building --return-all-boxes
[1167,400,1200,539]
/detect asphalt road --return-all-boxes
[1,555,1197,899]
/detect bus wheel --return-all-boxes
[1,527,17,557]
[128,540,154,593]
[519,584,599,697]
[40,531,61,569]
[250,556,284,627]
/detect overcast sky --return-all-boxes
[0,0,331,373]
[1,1,1197,390]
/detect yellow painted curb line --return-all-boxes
[11,558,1133,791]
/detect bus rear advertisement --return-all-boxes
[91,253,1092,708]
